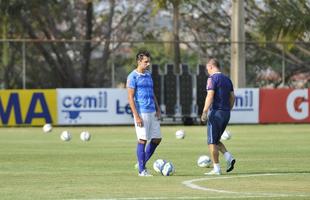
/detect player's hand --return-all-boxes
[155,110,161,120]
[135,116,143,127]
[201,112,208,123]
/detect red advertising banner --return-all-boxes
[259,89,310,123]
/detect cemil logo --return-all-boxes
[233,90,254,111]
[61,91,108,123]
[286,90,309,120]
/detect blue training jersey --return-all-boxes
[206,72,234,111]
[127,70,156,113]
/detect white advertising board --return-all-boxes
[57,88,259,125]
[230,88,259,123]
[57,89,133,125]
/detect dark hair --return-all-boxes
[209,58,221,69]
[136,50,151,62]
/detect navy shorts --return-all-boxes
[207,109,230,144]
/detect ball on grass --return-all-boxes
[42,124,52,133]
[80,131,91,142]
[161,162,175,176]
[221,130,232,140]
[60,130,71,142]
[175,129,185,139]
[197,155,212,168]
[153,159,166,173]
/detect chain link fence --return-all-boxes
[0,39,309,89]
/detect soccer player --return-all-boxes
[127,50,162,176]
[201,58,236,175]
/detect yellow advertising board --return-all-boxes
[0,90,57,126]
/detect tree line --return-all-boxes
[0,0,309,89]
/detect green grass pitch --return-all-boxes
[0,124,309,200]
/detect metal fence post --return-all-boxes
[22,41,26,89]
[282,43,285,86]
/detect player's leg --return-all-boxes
[137,139,147,174]
[145,112,162,162]
[218,141,233,158]
[205,111,222,175]
[217,111,235,173]
[135,113,150,175]
[218,141,235,172]
[208,143,220,171]
[145,138,161,162]
[217,141,227,154]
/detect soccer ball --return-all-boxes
[42,123,52,133]
[221,130,232,140]
[60,130,71,141]
[153,159,166,173]
[80,131,91,142]
[175,129,185,139]
[197,155,212,168]
[161,162,175,176]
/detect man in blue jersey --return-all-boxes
[127,50,161,176]
[201,58,236,175]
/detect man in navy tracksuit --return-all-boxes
[201,58,236,175]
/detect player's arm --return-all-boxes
[127,88,143,126]
[201,90,214,122]
[153,95,161,119]
[229,91,235,110]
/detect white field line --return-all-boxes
[182,173,278,194]
[182,173,308,197]
[68,173,310,200]
[68,194,309,200]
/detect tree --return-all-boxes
[181,0,232,73]
[255,0,310,86]
[1,0,308,88]
[95,0,150,86]
[152,0,181,73]
[0,0,151,88]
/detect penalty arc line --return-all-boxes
[182,173,309,197]
[67,173,310,200]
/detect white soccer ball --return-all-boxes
[42,123,52,133]
[161,162,175,176]
[197,155,212,168]
[175,129,185,139]
[60,130,71,141]
[221,130,232,140]
[80,131,91,142]
[153,159,166,173]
